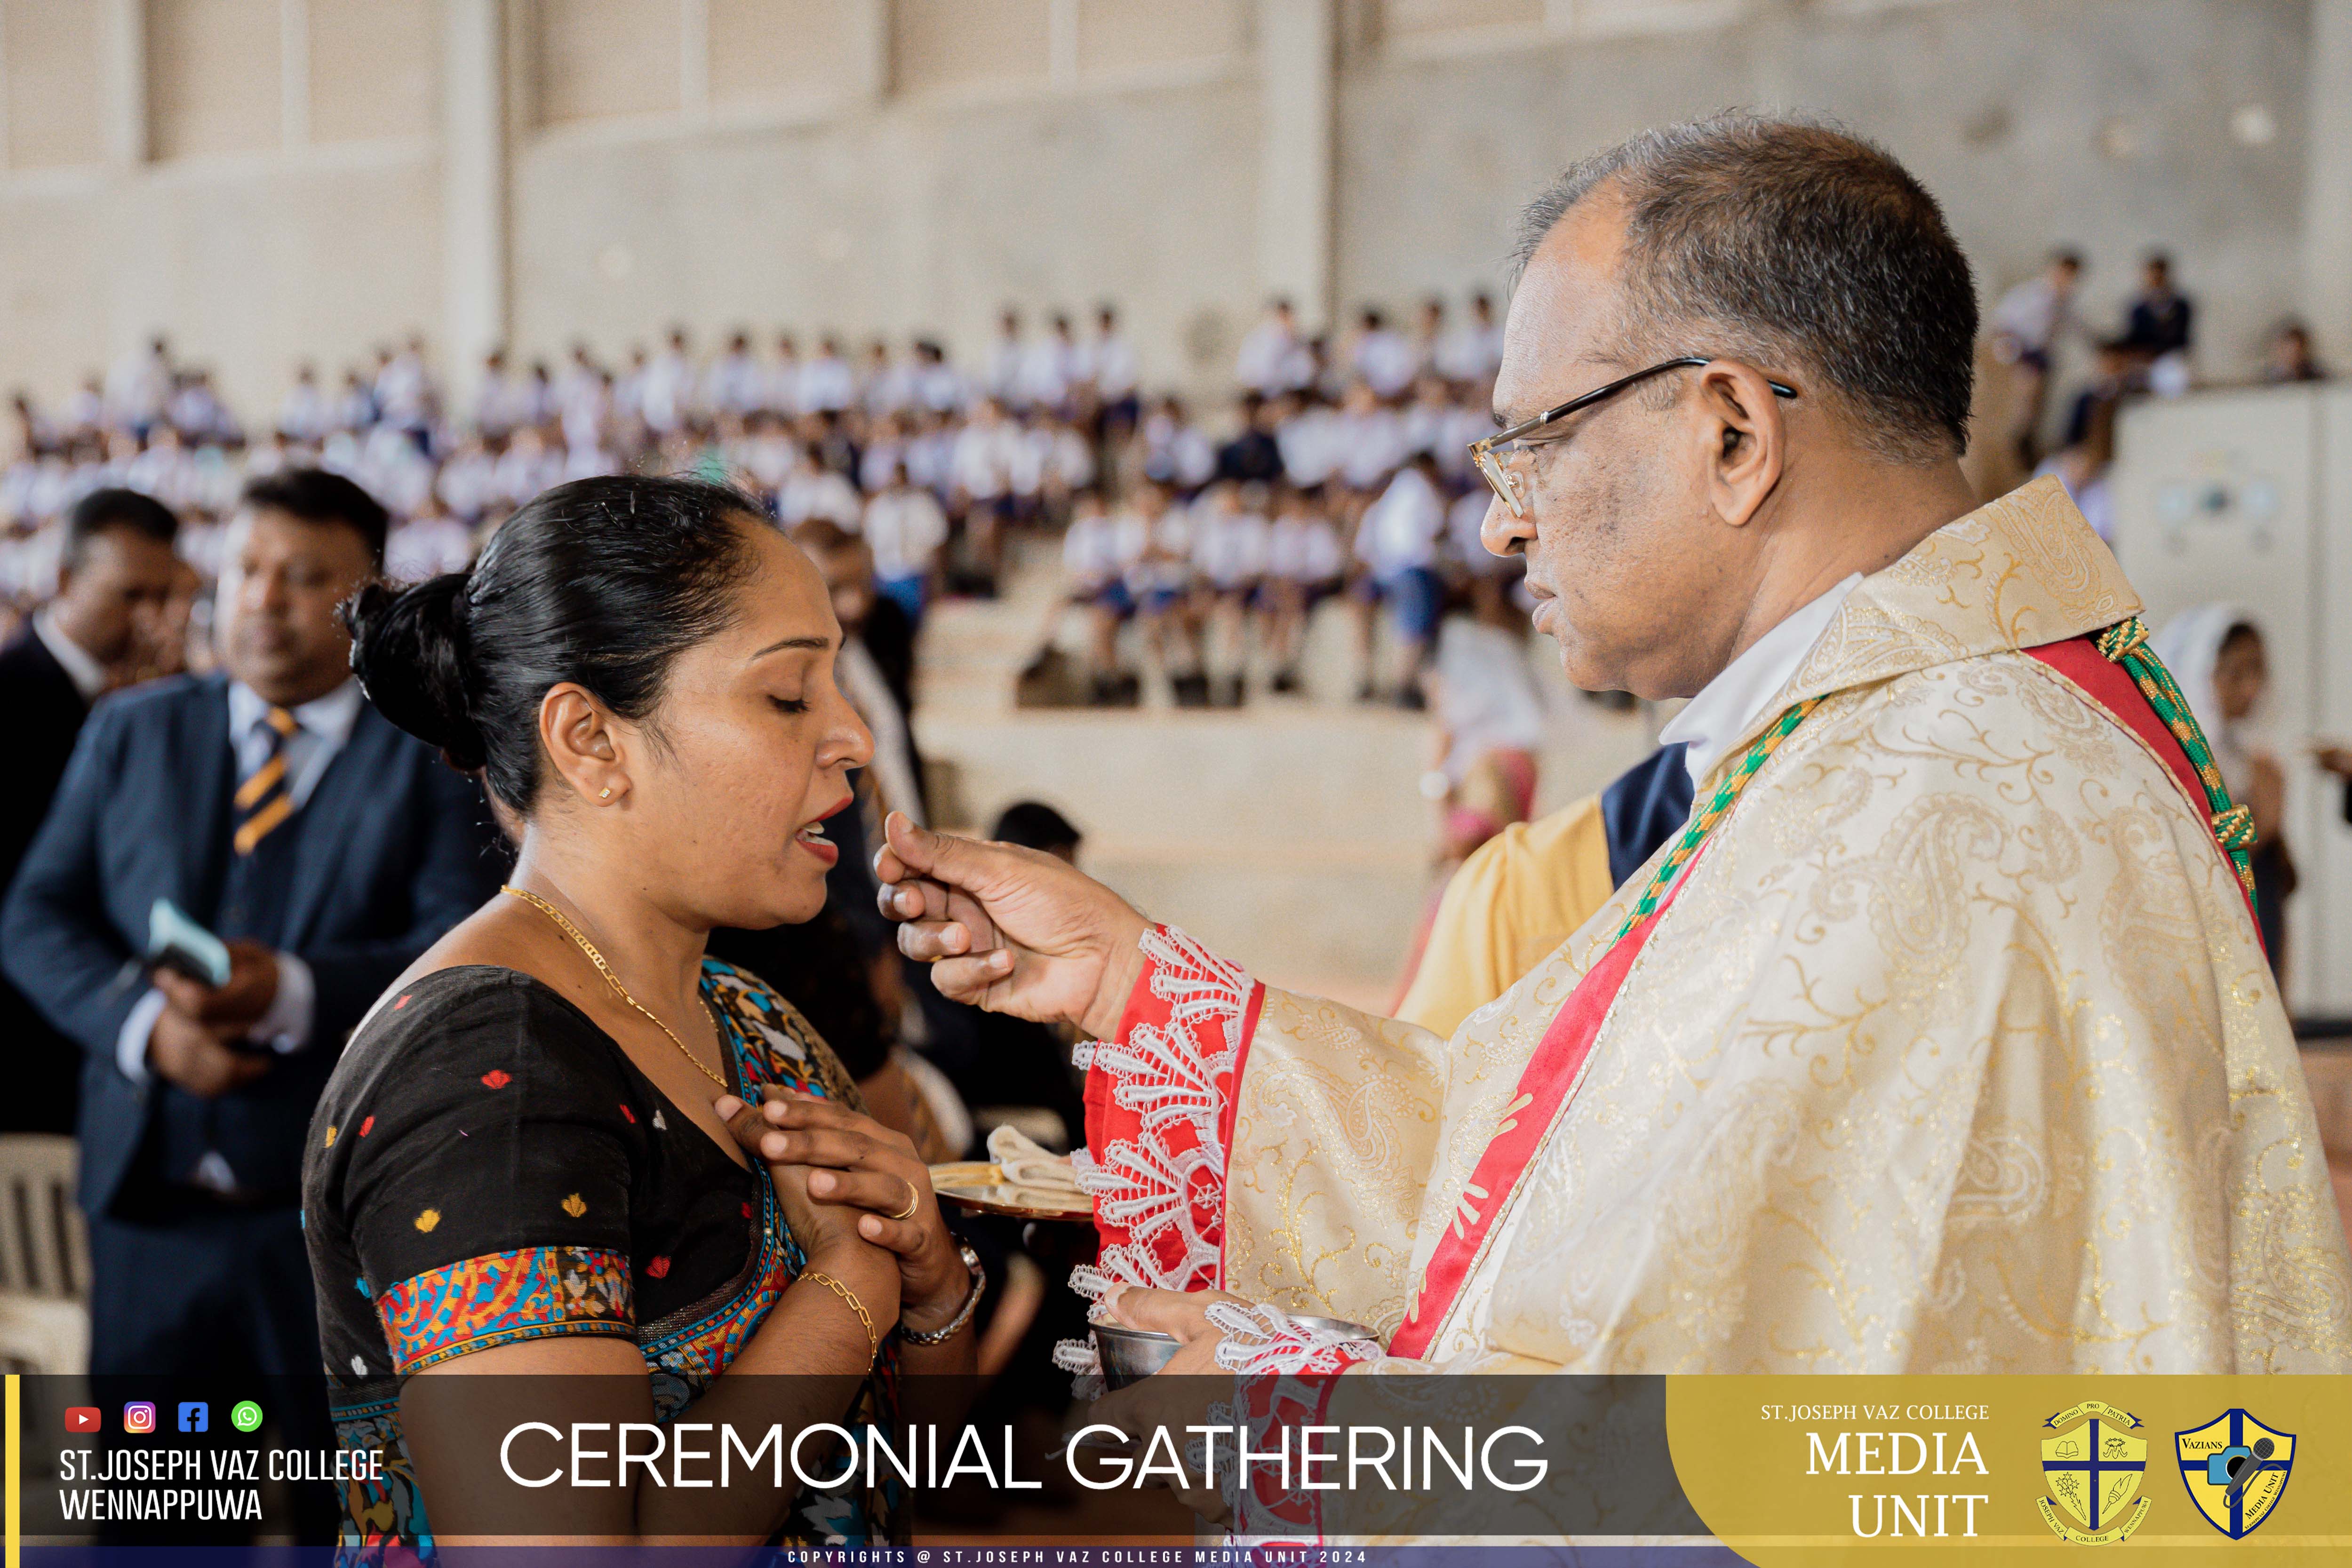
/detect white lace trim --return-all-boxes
[1070,925,1252,1294]
[1203,1300,1381,1377]
[1051,1336,1105,1401]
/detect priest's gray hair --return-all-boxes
[1515,112,1977,467]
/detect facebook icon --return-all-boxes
[177,1402,207,1433]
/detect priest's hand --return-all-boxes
[1086,1287,1246,1526]
[875,811,1148,1039]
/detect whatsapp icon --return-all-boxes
[229,1401,263,1433]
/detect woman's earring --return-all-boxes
[599,787,614,800]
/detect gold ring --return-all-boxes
[887,1184,921,1222]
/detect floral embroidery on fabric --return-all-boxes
[374,1246,633,1375]
[1073,926,1262,1293]
[1204,1300,1379,1376]
[637,959,823,1414]
[703,959,856,1101]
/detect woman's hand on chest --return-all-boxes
[716,1088,968,1331]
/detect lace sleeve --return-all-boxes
[1070,925,1264,1292]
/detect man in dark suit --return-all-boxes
[0,489,182,1134]
[3,469,503,1383]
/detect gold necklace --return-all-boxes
[501,884,729,1091]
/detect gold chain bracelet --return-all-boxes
[799,1269,878,1365]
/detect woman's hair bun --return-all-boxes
[342,574,487,771]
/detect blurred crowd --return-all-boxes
[1986,248,2329,536]
[3,291,1533,716]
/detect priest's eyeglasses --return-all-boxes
[1469,357,1799,517]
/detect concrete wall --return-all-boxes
[0,0,2332,415]
[1339,0,2317,380]
[510,75,1264,391]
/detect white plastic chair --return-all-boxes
[0,1135,89,1375]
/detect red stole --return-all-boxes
[1385,867,1696,1360]
[2023,634,2263,944]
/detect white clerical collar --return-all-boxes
[1659,573,1863,791]
[228,676,365,747]
[32,607,109,703]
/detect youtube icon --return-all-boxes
[64,1407,100,1434]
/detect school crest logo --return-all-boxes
[2037,1400,2151,1544]
[2174,1410,2294,1539]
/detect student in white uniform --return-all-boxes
[1123,482,1207,706]
[1333,381,1407,502]
[702,332,764,416]
[278,366,332,443]
[1189,481,1271,706]
[776,442,861,530]
[1235,298,1310,396]
[912,340,965,415]
[949,399,1021,594]
[1081,305,1141,440]
[1348,307,1418,400]
[863,464,950,628]
[1061,489,1141,702]
[1138,397,1217,494]
[861,341,914,418]
[765,333,804,417]
[1032,416,1096,524]
[987,310,1027,406]
[1433,288,1506,385]
[1351,450,1448,707]
[798,336,857,415]
[1264,483,1346,695]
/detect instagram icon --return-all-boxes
[122,1402,156,1434]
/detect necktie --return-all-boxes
[231,706,300,856]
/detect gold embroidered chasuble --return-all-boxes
[1151,478,2350,1377]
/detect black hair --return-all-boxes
[1515,112,1978,464]
[992,800,1082,854]
[343,475,767,811]
[243,468,390,568]
[64,487,178,571]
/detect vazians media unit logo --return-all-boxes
[2176,1409,2296,1539]
[2036,1399,2150,1544]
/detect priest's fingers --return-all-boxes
[1109,1287,1244,1344]
[881,881,1006,954]
[896,918,982,963]
[880,811,1060,904]
[877,875,954,923]
[926,950,1018,1003]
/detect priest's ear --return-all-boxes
[1695,359,1787,530]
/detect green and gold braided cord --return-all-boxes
[1614,698,1820,939]
[2093,615,2259,900]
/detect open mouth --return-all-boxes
[795,794,855,864]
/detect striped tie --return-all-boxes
[232,706,300,856]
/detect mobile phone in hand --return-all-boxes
[147,898,231,988]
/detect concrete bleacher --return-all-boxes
[911,541,1655,1011]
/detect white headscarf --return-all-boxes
[2149,602,2258,797]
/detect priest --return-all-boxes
[876,114,2352,1388]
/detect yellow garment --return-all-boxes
[1393,798,1616,1038]
[1206,477,2350,1379]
